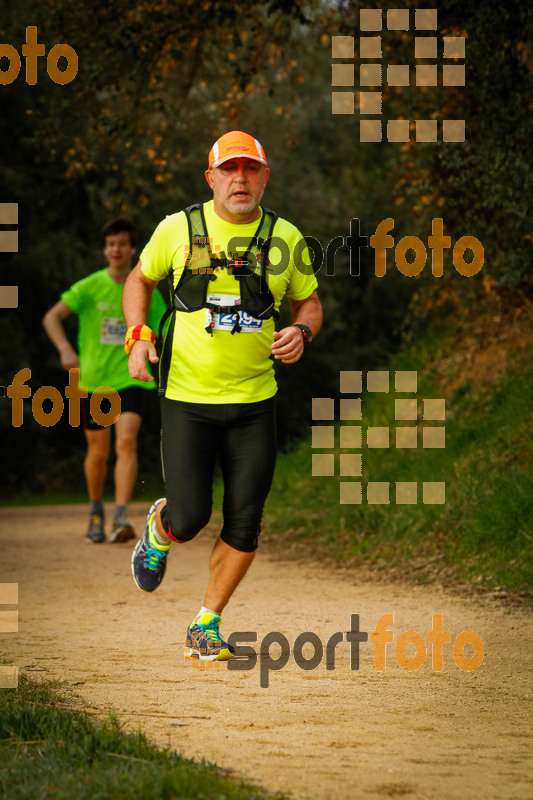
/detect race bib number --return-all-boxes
[206,294,263,333]
[100,317,127,345]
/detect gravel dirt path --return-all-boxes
[1,504,532,800]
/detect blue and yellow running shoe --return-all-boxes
[184,612,236,661]
[131,498,169,592]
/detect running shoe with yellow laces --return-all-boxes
[131,498,169,592]
[184,611,236,661]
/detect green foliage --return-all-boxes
[0,0,530,492]
[0,673,278,800]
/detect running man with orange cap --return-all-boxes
[123,131,322,661]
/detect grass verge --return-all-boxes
[0,673,279,800]
[264,331,533,594]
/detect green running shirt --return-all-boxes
[61,268,167,393]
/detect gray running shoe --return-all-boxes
[86,515,106,543]
[110,522,136,543]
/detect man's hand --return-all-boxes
[128,339,159,382]
[59,345,80,371]
[271,326,305,364]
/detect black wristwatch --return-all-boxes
[293,323,312,347]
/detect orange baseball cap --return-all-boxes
[208,131,267,169]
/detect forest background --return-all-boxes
[0,0,531,590]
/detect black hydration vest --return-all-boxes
[158,203,279,394]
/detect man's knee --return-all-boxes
[220,528,259,553]
[160,503,210,543]
[86,441,109,465]
[115,432,137,456]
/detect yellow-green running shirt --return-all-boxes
[140,201,318,403]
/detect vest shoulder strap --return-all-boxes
[183,203,209,263]
[183,203,279,268]
[256,207,278,246]
[184,204,278,248]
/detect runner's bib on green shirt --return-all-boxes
[61,268,166,393]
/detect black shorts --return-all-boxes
[160,396,277,552]
[81,386,146,431]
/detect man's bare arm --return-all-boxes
[42,300,79,370]
[122,261,161,382]
[271,290,323,364]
